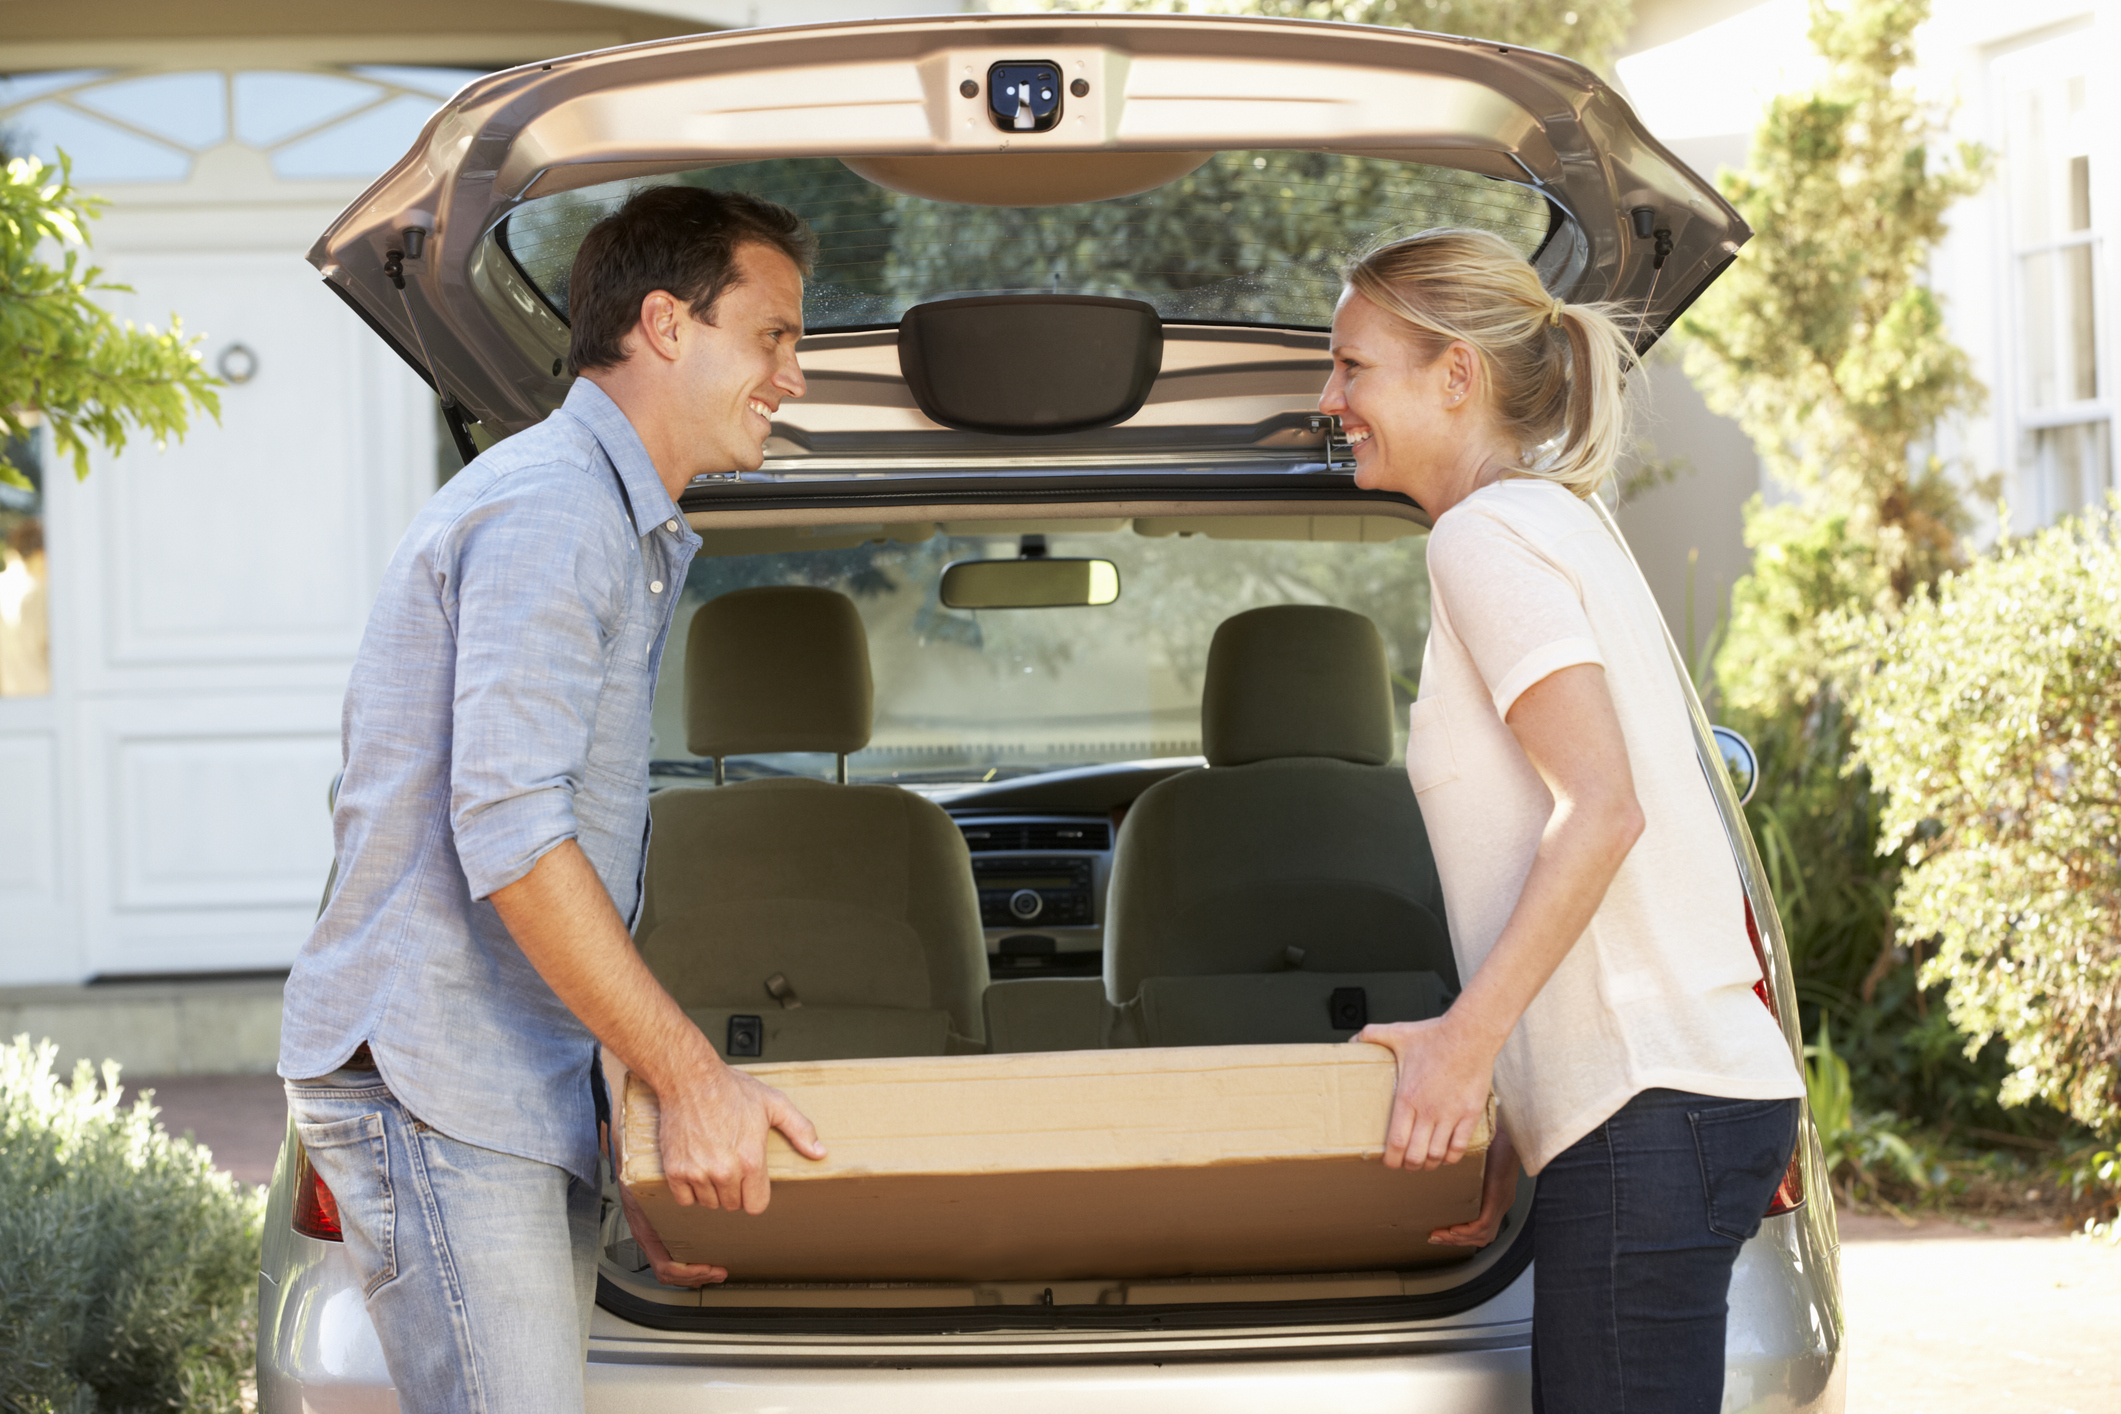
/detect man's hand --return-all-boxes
[1429,1125,1519,1248]
[1354,1013,1498,1171]
[615,1173,727,1286]
[657,1062,825,1214]
[490,841,828,1275]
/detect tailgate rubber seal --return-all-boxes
[592,1211,1533,1343]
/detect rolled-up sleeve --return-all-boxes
[441,466,632,899]
[1428,506,1605,721]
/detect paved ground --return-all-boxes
[1839,1211,2121,1413]
[139,1074,2121,1411]
[131,1072,287,1186]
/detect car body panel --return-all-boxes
[260,1204,1840,1411]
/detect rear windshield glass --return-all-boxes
[652,521,1431,787]
[500,152,1554,332]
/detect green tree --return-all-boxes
[1846,508,2121,1138]
[1680,0,2000,1123]
[1,154,219,489]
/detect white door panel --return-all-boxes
[77,254,430,681]
[39,247,433,979]
[77,692,346,976]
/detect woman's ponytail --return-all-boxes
[1343,229,1640,499]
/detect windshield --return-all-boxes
[501,152,1554,332]
[650,520,1432,786]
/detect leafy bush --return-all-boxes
[0,1035,263,1412]
[1847,507,2121,1139]
[1804,1018,1931,1205]
[1681,0,2005,1128]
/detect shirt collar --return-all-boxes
[559,378,684,536]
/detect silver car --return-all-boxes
[259,13,1844,1411]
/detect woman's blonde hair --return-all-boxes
[1343,228,1640,498]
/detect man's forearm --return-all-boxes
[495,839,825,1214]
[489,838,722,1094]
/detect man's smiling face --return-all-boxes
[670,242,808,479]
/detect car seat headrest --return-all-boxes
[686,586,873,758]
[1201,605,1395,767]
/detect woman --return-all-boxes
[1318,228,1804,1412]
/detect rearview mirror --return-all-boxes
[940,557,1120,609]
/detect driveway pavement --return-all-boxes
[133,1072,286,1186]
[138,1073,2121,1412]
[1840,1212,2121,1413]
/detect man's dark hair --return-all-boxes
[564,185,817,375]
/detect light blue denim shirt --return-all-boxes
[281,380,699,1183]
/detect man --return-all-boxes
[279,185,824,1413]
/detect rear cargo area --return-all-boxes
[600,1043,1514,1320]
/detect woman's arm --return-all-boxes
[1360,661,1644,1170]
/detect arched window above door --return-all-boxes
[0,66,488,186]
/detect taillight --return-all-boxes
[1743,896,1778,1022]
[1743,894,1806,1216]
[290,1142,344,1242]
[1765,1151,1806,1217]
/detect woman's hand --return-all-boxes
[1355,1013,1499,1171]
[1430,1126,1519,1247]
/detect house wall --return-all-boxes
[0,0,972,987]
[1611,0,2117,666]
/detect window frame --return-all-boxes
[1990,25,2114,525]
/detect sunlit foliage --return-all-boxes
[0,155,219,486]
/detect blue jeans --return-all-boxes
[284,1072,599,1414]
[1530,1088,1800,1414]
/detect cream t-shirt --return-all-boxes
[1409,479,1801,1175]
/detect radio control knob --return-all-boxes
[1008,888,1044,920]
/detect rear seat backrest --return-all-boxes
[1100,605,1456,1042]
[635,587,989,1061]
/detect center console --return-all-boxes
[952,813,1112,977]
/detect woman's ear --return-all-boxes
[1442,341,1480,408]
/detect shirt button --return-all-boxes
[650,580,664,594]
[664,519,679,533]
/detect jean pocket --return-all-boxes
[1689,1099,1798,1243]
[294,1111,397,1295]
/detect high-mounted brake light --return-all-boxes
[290,1142,344,1242]
[1743,895,1806,1217]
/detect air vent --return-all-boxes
[958,820,1111,852]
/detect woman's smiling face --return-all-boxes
[1320,288,1510,516]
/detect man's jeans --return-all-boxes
[284,1072,599,1414]
[1530,1087,1801,1414]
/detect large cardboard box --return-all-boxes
[613,1044,1490,1283]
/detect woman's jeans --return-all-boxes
[1531,1088,1800,1414]
[284,1071,600,1414]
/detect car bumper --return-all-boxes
[261,1211,1842,1414]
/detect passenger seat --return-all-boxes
[1098,604,1456,1047]
[635,586,989,1062]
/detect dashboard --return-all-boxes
[934,759,1202,979]
[950,813,1112,977]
